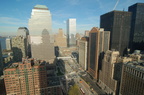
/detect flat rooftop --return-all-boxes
[125,61,144,72]
[47,77,61,87]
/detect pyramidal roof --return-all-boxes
[34,5,48,10]
[90,27,99,33]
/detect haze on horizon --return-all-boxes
[0,0,144,36]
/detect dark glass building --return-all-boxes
[100,11,132,56]
[128,3,144,52]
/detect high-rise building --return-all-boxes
[6,38,11,50]
[29,5,52,36]
[85,30,90,37]
[75,33,82,47]
[99,50,120,95]
[119,61,144,95]
[11,36,27,62]
[67,18,76,46]
[31,29,55,62]
[100,11,132,56]
[0,42,3,75]
[28,5,55,62]
[99,50,133,95]
[0,76,6,94]
[3,58,63,95]
[79,37,89,71]
[54,28,67,47]
[88,27,110,80]
[17,27,29,37]
[128,3,144,52]
[17,27,31,57]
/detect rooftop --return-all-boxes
[47,77,61,86]
[34,5,48,10]
[125,61,144,71]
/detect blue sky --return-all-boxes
[0,0,144,36]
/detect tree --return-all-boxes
[68,84,80,95]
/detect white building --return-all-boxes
[67,18,76,46]
[6,38,11,50]
[79,37,88,71]
[29,5,52,36]
[29,5,52,44]
[28,5,55,62]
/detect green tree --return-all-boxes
[68,84,80,95]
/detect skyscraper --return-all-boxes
[79,37,89,71]
[100,11,132,56]
[88,27,110,80]
[0,42,3,75]
[29,5,52,36]
[67,18,76,47]
[17,27,30,57]
[85,30,90,37]
[31,29,55,62]
[128,3,144,52]
[54,28,67,47]
[11,36,27,62]
[17,27,29,37]
[28,5,55,62]
[99,50,120,95]
[6,38,11,50]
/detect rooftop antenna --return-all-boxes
[113,0,120,10]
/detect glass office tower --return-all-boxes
[128,3,144,52]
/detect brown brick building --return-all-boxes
[3,58,62,95]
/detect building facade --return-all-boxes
[85,30,90,37]
[88,27,110,80]
[28,5,52,36]
[17,27,29,37]
[0,76,6,95]
[6,38,11,50]
[0,42,3,75]
[4,58,63,95]
[100,11,131,56]
[4,58,47,95]
[99,50,120,95]
[31,29,55,62]
[54,28,67,47]
[128,3,144,52]
[67,18,76,47]
[11,36,27,62]
[120,61,144,95]
[28,5,55,62]
[79,37,89,71]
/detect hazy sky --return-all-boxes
[0,0,144,36]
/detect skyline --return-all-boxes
[0,0,144,36]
